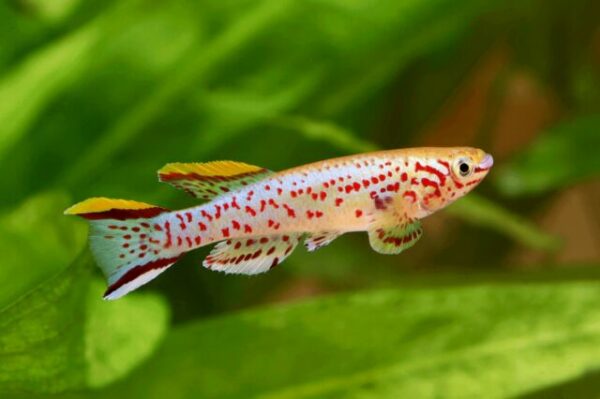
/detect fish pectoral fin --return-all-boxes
[367,219,422,255]
[203,234,301,274]
[304,231,343,252]
[158,161,274,200]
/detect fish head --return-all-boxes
[413,147,493,217]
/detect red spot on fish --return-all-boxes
[198,222,207,231]
[416,162,447,185]
[185,212,193,223]
[335,198,343,207]
[320,191,327,200]
[353,182,361,191]
[315,211,323,218]
[268,199,280,208]
[245,206,256,217]
[307,210,315,219]
[362,179,370,188]
[371,177,379,184]
[438,160,450,172]
[176,214,186,229]
[165,222,172,247]
[221,228,230,238]
[283,204,296,218]
[195,236,202,245]
[403,191,417,202]
[201,210,213,222]
[374,197,387,210]
[244,224,253,233]
[232,220,241,230]
[355,209,363,218]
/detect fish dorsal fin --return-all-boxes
[368,219,423,255]
[304,231,342,252]
[203,234,302,274]
[158,161,273,200]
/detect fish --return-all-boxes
[65,147,493,300]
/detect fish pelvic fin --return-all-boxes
[65,197,181,300]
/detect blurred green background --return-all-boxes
[1,0,600,398]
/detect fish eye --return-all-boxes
[459,162,470,176]
[453,158,473,178]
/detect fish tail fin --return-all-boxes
[65,197,181,300]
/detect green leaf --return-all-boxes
[446,195,561,252]
[86,281,600,399]
[0,193,169,394]
[495,115,600,196]
[0,191,85,308]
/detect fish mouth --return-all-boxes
[475,153,494,172]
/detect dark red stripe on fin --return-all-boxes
[79,207,168,220]
[103,256,180,298]
[159,169,267,182]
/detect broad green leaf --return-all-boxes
[0,0,149,163]
[0,193,169,394]
[0,191,85,309]
[0,21,99,159]
[84,282,600,399]
[61,0,293,186]
[446,195,561,251]
[495,115,600,196]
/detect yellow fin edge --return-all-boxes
[158,161,264,178]
[64,197,158,215]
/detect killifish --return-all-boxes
[65,147,493,300]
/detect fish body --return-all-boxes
[66,147,493,299]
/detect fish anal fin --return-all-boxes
[203,234,301,274]
[304,232,342,252]
[368,220,423,255]
[158,161,273,200]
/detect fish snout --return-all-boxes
[476,153,494,172]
